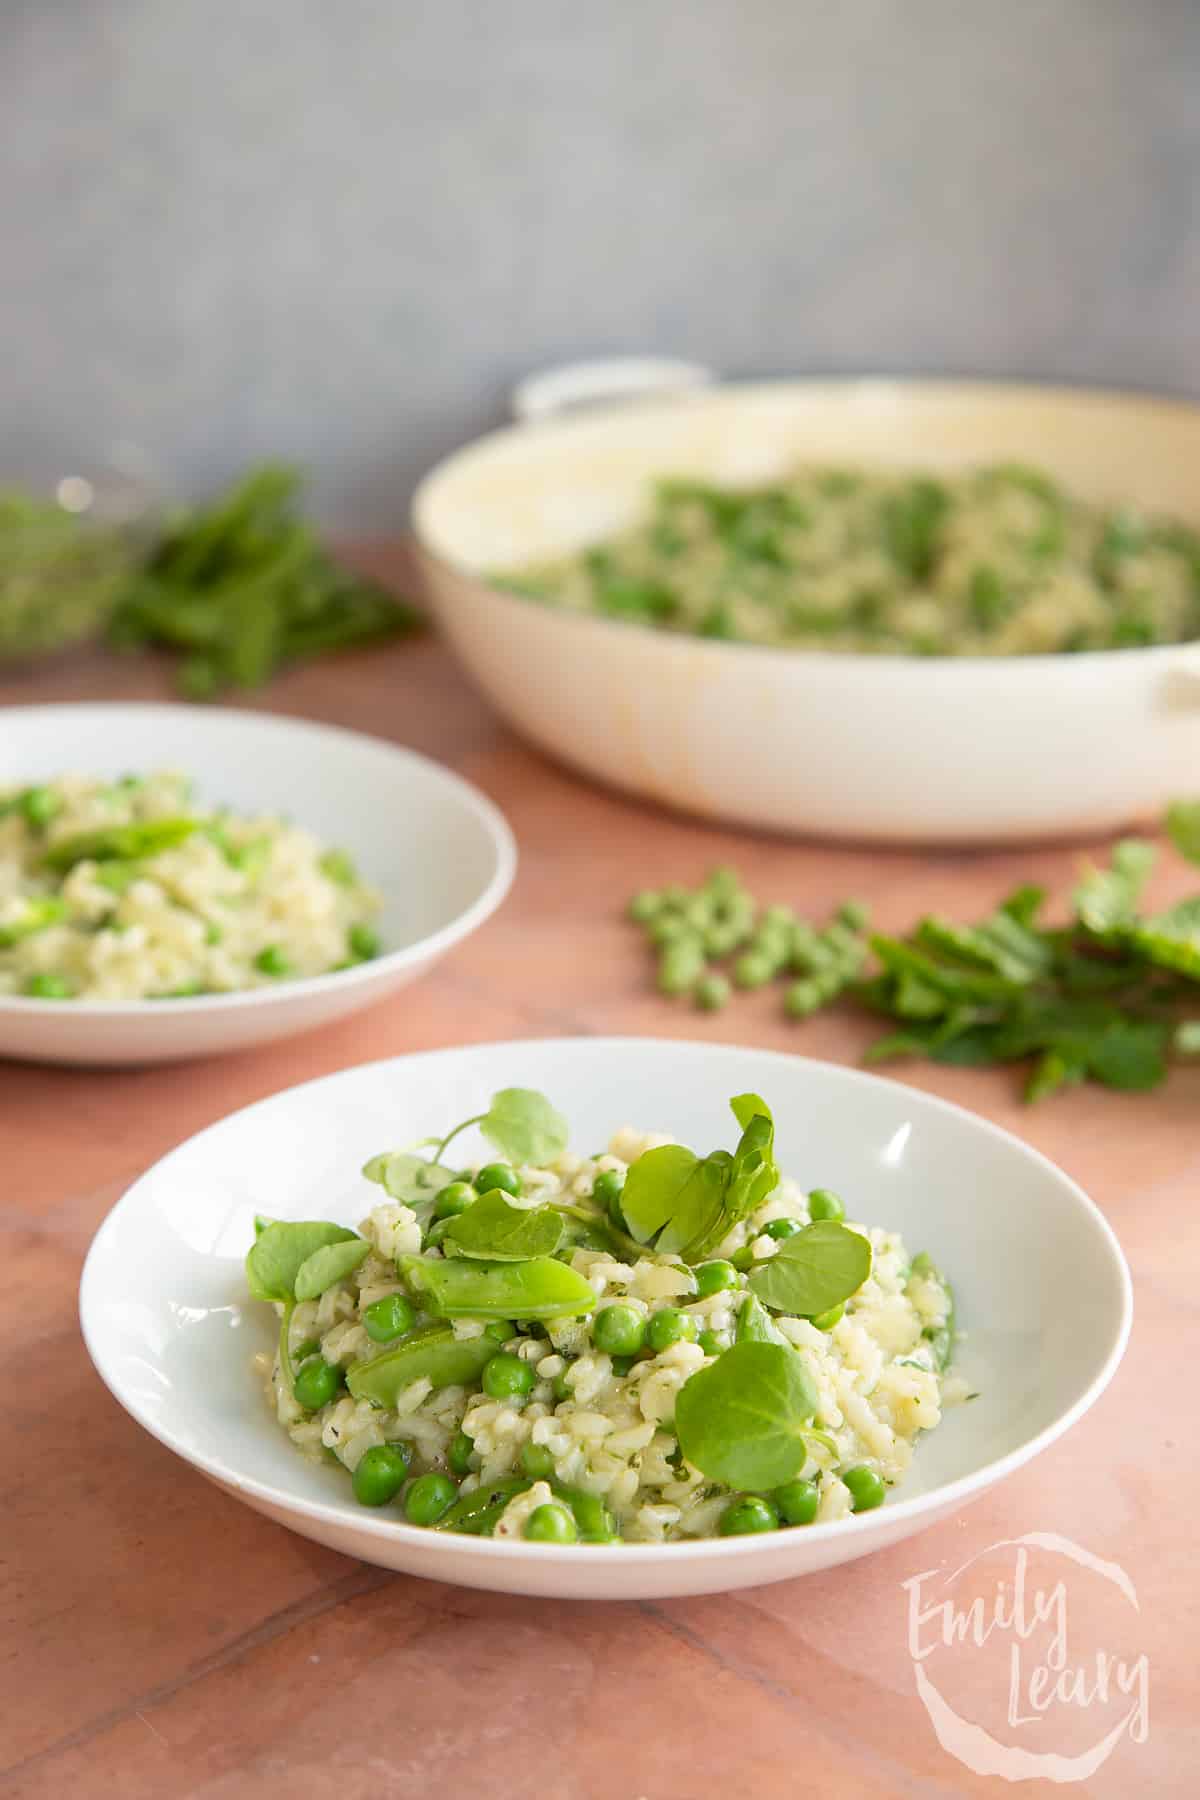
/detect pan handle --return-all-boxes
[511,358,715,424]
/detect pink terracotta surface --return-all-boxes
[1,575,1194,1796]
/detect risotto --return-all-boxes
[496,461,1200,656]
[250,1090,961,1544]
[0,771,380,1000]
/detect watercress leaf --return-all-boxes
[730,1092,772,1131]
[479,1089,569,1166]
[1127,897,1200,979]
[675,1341,818,1489]
[363,1151,457,1215]
[620,1143,701,1243]
[246,1220,358,1303]
[748,1220,872,1317]
[1167,799,1200,866]
[443,1190,565,1261]
[293,1235,370,1301]
[655,1152,732,1257]
[253,1213,278,1238]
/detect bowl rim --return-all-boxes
[411,372,1200,676]
[0,702,518,1018]
[79,1036,1134,1565]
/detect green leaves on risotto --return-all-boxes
[292,1236,371,1301]
[443,1190,565,1262]
[621,1094,779,1264]
[748,1220,873,1320]
[244,1219,359,1304]
[362,1150,458,1215]
[432,1087,569,1169]
[675,1341,819,1490]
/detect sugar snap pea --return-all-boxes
[399,1254,596,1321]
[346,1324,498,1406]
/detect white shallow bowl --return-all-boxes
[0,705,515,1065]
[80,1038,1131,1600]
[413,378,1200,843]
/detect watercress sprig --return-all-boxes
[621,1094,779,1264]
[245,1219,363,1386]
[675,1340,819,1489]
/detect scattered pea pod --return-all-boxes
[346,1325,498,1406]
[398,1254,597,1321]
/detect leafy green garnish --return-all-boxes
[293,1236,371,1301]
[621,1096,779,1263]
[432,1088,570,1169]
[748,1221,872,1317]
[362,1150,457,1216]
[245,1220,358,1303]
[674,1341,819,1489]
[735,1292,785,1345]
[443,1191,565,1261]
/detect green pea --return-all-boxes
[448,1429,475,1477]
[694,972,731,1011]
[698,1329,726,1357]
[352,1443,412,1506]
[404,1472,458,1526]
[718,1496,780,1536]
[20,786,61,829]
[729,1246,755,1273]
[628,889,662,924]
[520,1441,556,1480]
[475,1163,521,1197]
[482,1352,535,1400]
[763,904,794,929]
[733,951,774,989]
[293,1337,321,1362]
[646,1308,697,1353]
[592,1303,647,1358]
[695,1260,740,1297]
[808,1188,846,1222]
[810,1301,844,1331]
[774,1477,820,1526]
[483,1318,515,1343]
[254,944,291,978]
[433,1180,477,1218]
[524,1501,577,1544]
[348,922,381,961]
[592,1168,626,1226]
[837,899,870,931]
[842,1465,886,1512]
[292,1358,343,1411]
[704,865,742,899]
[649,915,695,947]
[319,848,358,886]
[552,1370,573,1402]
[658,941,706,995]
[784,979,822,1018]
[23,972,74,999]
[363,1293,417,1343]
[763,1218,802,1241]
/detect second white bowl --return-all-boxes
[0,705,515,1065]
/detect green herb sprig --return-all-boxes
[629,804,1200,1102]
[108,464,421,696]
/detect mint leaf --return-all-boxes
[675,1341,818,1489]
[443,1191,565,1261]
[293,1236,370,1301]
[1074,839,1156,935]
[748,1220,872,1317]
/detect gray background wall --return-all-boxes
[3,0,1198,529]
